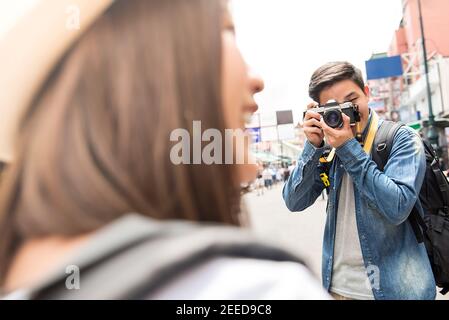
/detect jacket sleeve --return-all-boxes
[282,140,327,212]
[335,127,426,225]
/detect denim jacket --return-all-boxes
[282,115,436,300]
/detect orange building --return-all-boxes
[392,0,449,122]
[393,0,449,57]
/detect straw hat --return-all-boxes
[0,0,113,162]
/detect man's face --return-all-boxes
[318,79,370,130]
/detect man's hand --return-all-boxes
[303,102,324,148]
[320,113,354,149]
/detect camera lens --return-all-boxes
[324,110,343,129]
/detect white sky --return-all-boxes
[0,0,403,124]
[230,0,403,122]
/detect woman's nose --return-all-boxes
[249,71,264,95]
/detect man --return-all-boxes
[283,61,436,300]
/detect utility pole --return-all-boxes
[276,125,284,160]
[418,0,440,152]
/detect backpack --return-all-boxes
[372,121,449,295]
[7,215,306,299]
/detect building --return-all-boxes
[368,0,449,123]
[366,0,449,166]
[369,0,449,122]
[393,0,449,123]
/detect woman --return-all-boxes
[0,0,329,299]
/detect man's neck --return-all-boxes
[360,110,373,140]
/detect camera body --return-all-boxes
[304,101,361,129]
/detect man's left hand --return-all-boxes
[320,113,355,149]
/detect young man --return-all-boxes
[283,62,436,300]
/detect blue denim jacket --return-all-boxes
[282,116,436,300]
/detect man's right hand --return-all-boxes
[303,102,324,148]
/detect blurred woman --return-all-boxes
[0,0,328,299]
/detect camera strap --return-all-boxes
[318,111,379,189]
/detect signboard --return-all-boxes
[366,55,403,80]
[277,124,295,140]
[276,110,294,125]
[368,100,386,112]
[409,122,422,131]
[260,126,278,142]
[246,127,261,143]
[259,112,277,127]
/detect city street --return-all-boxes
[1,0,448,304]
[244,183,326,280]
[244,184,448,300]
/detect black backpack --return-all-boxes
[373,121,449,295]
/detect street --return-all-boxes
[244,183,326,280]
[243,183,448,300]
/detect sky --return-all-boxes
[0,0,403,124]
[230,0,404,123]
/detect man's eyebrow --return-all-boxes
[344,92,358,100]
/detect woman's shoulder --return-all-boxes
[151,257,331,300]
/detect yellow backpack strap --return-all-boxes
[362,111,379,155]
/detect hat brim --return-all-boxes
[0,0,113,161]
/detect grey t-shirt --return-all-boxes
[330,173,374,300]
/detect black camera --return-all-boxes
[303,101,361,129]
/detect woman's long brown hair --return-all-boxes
[0,0,241,284]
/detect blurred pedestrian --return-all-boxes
[283,166,291,182]
[263,167,273,190]
[276,167,283,185]
[255,171,265,196]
